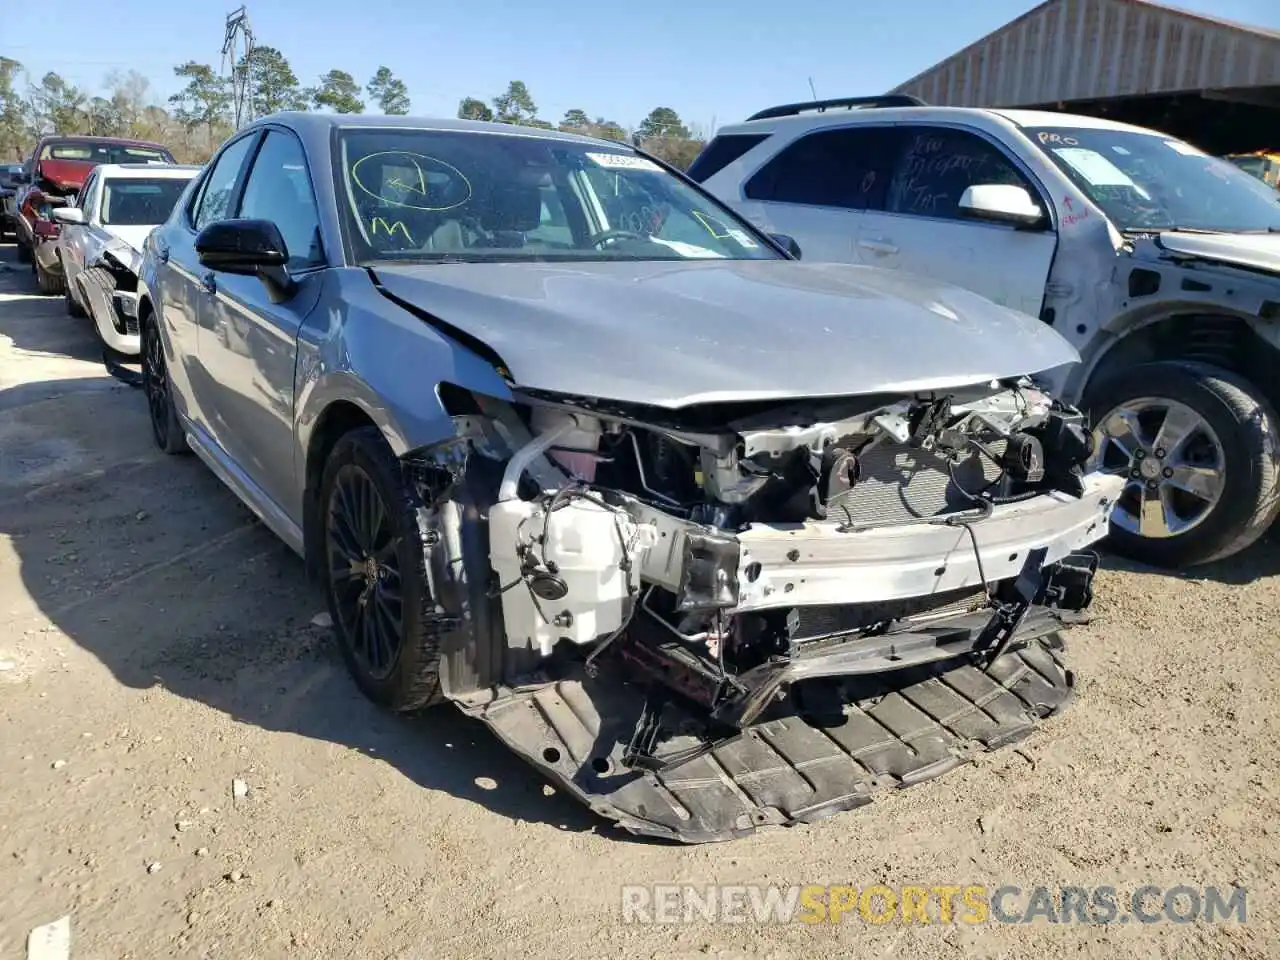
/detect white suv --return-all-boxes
[692,95,1280,570]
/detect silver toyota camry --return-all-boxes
[136,112,1120,842]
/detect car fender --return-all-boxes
[293,269,514,472]
[1061,250,1280,401]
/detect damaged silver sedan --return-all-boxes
[135,113,1120,841]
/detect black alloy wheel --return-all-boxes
[141,315,187,454]
[325,462,405,680]
[317,426,443,711]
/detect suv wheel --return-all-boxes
[1084,360,1280,568]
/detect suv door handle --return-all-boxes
[858,237,899,255]
[201,273,217,295]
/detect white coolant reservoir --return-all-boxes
[529,406,603,483]
[489,496,657,657]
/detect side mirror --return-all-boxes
[196,218,289,273]
[770,233,802,259]
[196,218,296,301]
[958,184,1045,228]
[51,206,85,225]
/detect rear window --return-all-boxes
[41,141,175,165]
[101,177,193,226]
[686,133,770,183]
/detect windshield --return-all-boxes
[101,177,192,226]
[336,128,778,263]
[42,141,174,165]
[1027,127,1280,233]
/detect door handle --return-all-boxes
[858,238,899,255]
[201,273,217,295]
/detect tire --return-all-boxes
[16,239,31,263]
[319,425,443,712]
[79,266,118,334]
[1083,360,1280,568]
[140,311,189,455]
[35,257,64,295]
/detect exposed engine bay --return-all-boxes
[410,378,1121,841]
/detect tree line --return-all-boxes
[457,81,704,169]
[0,51,408,164]
[0,51,705,169]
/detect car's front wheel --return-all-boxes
[1085,360,1280,568]
[319,426,443,711]
[140,312,188,455]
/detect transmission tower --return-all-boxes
[221,6,255,129]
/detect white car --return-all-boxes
[53,163,200,354]
[692,96,1280,569]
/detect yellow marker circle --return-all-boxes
[351,150,473,212]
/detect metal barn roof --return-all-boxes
[890,0,1280,107]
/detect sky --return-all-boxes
[4,0,1280,135]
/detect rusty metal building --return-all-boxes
[890,0,1280,152]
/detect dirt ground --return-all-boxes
[0,242,1277,960]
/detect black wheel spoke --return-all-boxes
[330,510,363,563]
[375,586,402,629]
[324,462,406,682]
[372,536,400,565]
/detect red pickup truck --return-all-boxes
[14,135,176,293]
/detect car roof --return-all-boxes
[92,163,202,179]
[717,104,1164,140]
[37,134,172,150]
[247,111,626,148]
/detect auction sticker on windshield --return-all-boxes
[1053,147,1143,190]
[586,152,661,171]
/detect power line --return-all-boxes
[220,5,255,129]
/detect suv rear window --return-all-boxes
[686,133,770,183]
[746,127,901,210]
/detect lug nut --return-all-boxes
[1163,467,1173,478]
[1130,470,1141,479]
[1147,479,1159,490]
[1154,447,1166,458]
[1134,450,1146,460]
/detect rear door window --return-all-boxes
[744,127,902,210]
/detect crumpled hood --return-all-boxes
[372,259,1079,408]
[1157,231,1280,275]
[103,224,154,255]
